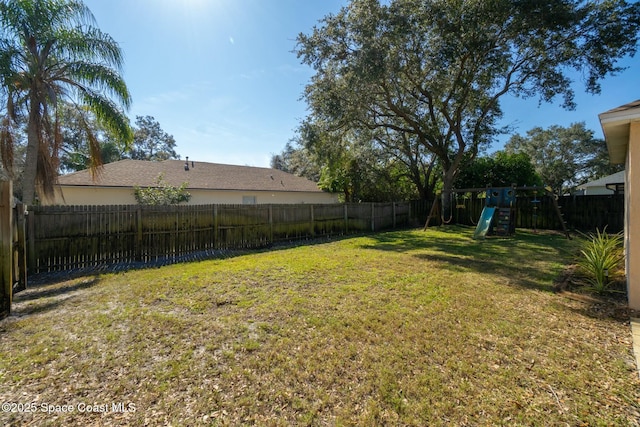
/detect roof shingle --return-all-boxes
[58,159,324,193]
[600,99,640,115]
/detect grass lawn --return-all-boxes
[1,226,639,426]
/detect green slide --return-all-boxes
[473,207,496,239]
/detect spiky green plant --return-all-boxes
[577,227,624,294]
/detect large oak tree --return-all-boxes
[296,0,640,215]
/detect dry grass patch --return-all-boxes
[1,227,639,426]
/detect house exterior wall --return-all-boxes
[627,122,640,310]
[577,186,615,196]
[49,186,339,206]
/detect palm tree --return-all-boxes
[0,0,132,205]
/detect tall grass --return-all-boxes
[577,227,624,294]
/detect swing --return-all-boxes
[440,192,454,224]
[468,192,478,225]
[531,190,540,204]
[455,193,478,225]
[531,190,540,233]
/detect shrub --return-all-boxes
[134,173,191,205]
[577,227,624,294]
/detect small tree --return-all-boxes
[133,174,191,205]
[271,141,321,182]
[128,116,179,161]
[504,122,618,194]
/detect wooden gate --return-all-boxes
[0,180,27,319]
[1,180,13,319]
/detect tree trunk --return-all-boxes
[22,103,41,206]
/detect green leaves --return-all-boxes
[296,0,640,207]
[129,115,179,162]
[0,0,132,204]
[577,227,624,294]
[133,173,191,206]
[505,122,623,193]
[454,151,542,189]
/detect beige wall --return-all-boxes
[49,186,339,206]
[581,186,615,196]
[627,122,640,310]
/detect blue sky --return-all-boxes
[83,0,639,167]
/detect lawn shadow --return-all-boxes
[359,226,576,293]
[15,277,100,301]
[6,278,101,319]
[10,297,72,317]
[557,291,636,323]
[413,253,552,291]
[20,233,362,286]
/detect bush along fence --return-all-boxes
[26,202,413,274]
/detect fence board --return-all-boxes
[416,193,624,233]
[25,195,622,276]
[1,180,12,318]
[26,202,413,274]
[13,203,27,292]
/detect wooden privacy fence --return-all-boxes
[1,181,11,318]
[418,193,624,232]
[26,202,412,274]
[1,180,26,319]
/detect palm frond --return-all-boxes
[54,27,125,70]
[35,126,58,201]
[76,86,132,146]
[58,61,131,108]
[76,107,104,179]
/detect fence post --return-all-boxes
[27,206,35,273]
[393,202,397,228]
[1,180,13,318]
[14,202,26,292]
[213,204,218,249]
[344,204,348,234]
[310,205,315,237]
[268,205,273,244]
[371,202,375,232]
[136,207,143,261]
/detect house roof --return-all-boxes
[577,170,625,189]
[600,99,640,115]
[57,159,325,193]
[599,99,640,164]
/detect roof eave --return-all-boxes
[57,184,324,193]
[599,105,640,165]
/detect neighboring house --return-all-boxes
[599,100,640,311]
[51,159,339,205]
[575,170,625,195]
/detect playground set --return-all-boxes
[423,185,570,239]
